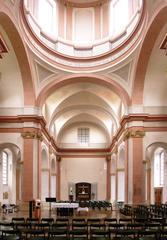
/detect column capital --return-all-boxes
[56,155,61,162]
[123,130,145,140]
[21,130,43,141]
[106,154,111,161]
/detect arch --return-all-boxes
[145,142,167,204]
[0,145,21,204]
[37,74,130,108]
[145,142,167,162]
[50,158,56,198]
[118,144,125,168]
[57,113,111,145]
[51,158,56,173]
[41,148,49,201]
[0,143,21,162]
[0,7,35,105]
[49,104,119,133]
[132,2,167,104]
[41,148,48,168]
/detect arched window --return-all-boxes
[110,0,129,36]
[154,148,165,187]
[73,8,94,43]
[2,151,8,185]
[37,0,57,35]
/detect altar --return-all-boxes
[76,182,91,201]
[52,202,79,216]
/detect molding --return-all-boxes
[51,172,57,176]
[117,168,125,171]
[0,114,167,154]
[110,114,167,150]
[56,155,61,162]
[21,130,43,141]
[63,0,107,8]
[41,168,49,171]
[60,154,107,158]
[123,130,145,140]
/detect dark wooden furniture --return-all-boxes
[76,182,91,201]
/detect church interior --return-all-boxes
[0,0,167,238]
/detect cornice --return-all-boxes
[0,115,46,126]
[0,114,167,154]
[110,114,167,151]
[63,0,107,8]
[121,114,167,125]
[123,130,145,140]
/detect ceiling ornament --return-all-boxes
[35,62,56,83]
[111,63,131,83]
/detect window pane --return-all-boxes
[78,128,89,143]
[154,150,165,187]
[38,0,55,32]
[2,152,8,185]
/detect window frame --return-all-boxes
[78,127,90,144]
[2,151,8,185]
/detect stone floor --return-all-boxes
[0,207,121,222]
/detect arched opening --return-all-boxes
[110,154,116,204]
[0,145,21,205]
[41,149,49,201]
[50,158,56,198]
[152,147,167,204]
[117,147,125,202]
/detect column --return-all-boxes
[114,147,118,203]
[56,155,61,200]
[16,164,21,202]
[106,155,111,200]
[48,146,53,198]
[21,129,42,201]
[123,136,129,203]
[128,130,145,204]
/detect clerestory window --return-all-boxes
[2,151,8,185]
[78,128,89,144]
[154,148,165,187]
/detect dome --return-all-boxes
[22,0,144,68]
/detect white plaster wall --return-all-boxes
[144,132,167,204]
[143,24,167,107]
[51,175,56,197]
[73,8,94,43]
[41,148,49,201]
[0,151,17,205]
[0,133,23,151]
[59,123,107,147]
[117,171,125,202]
[0,27,24,108]
[111,175,116,202]
[41,171,49,201]
[60,157,106,200]
[144,132,167,150]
